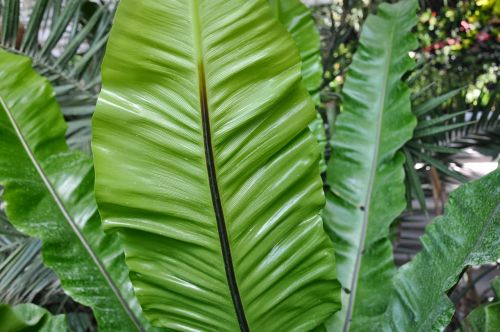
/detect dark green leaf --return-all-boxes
[408,142,462,155]
[322,0,418,330]
[409,148,468,183]
[460,302,500,332]
[20,0,50,53]
[0,49,152,332]
[414,121,474,139]
[416,110,468,130]
[53,6,106,68]
[413,87,464,117]
[403,149,427,214]
[410,82,435,101]
[38,0,82,59]
[1,0,20,47]
[384,169,500,331]
[0,239,59,305]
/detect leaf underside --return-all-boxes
[268,0,327,172]
[0,49,151,332]
[268,0,322,95]
[322,0,418,330]
[92,0,340,331]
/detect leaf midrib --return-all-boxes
[190,2,249,331]
[0,96,144,332]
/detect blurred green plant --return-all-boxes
[459,276,500,332]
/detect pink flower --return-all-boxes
[476,31,491,42]
[460,20,470,31]
[433,41,446,50]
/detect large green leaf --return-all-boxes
[269,0,327,172]
[0,50,151,331]
[0,303,66,332]
[322,0,418,330]
[384,168,500,331]
[268,0,322,95]
[92,0,340,330]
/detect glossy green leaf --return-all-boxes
[269,0,327,171]
[322,0,418,330]
[384,168,500,331]
[0,303,66,332]
[268,0,322,95]
[0,50,152,332]
[92,0,340,330]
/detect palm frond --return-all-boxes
[0,206,61,307]
[0,239,60,306]
[401,84,498,212]
[0,0,114,152]
[441,87,500,157]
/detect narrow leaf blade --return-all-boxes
[323,0,419,330]
[413,87,463,117]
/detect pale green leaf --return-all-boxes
[268,0,322,96]
[269,0,327,170]
[92,0,341,331]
